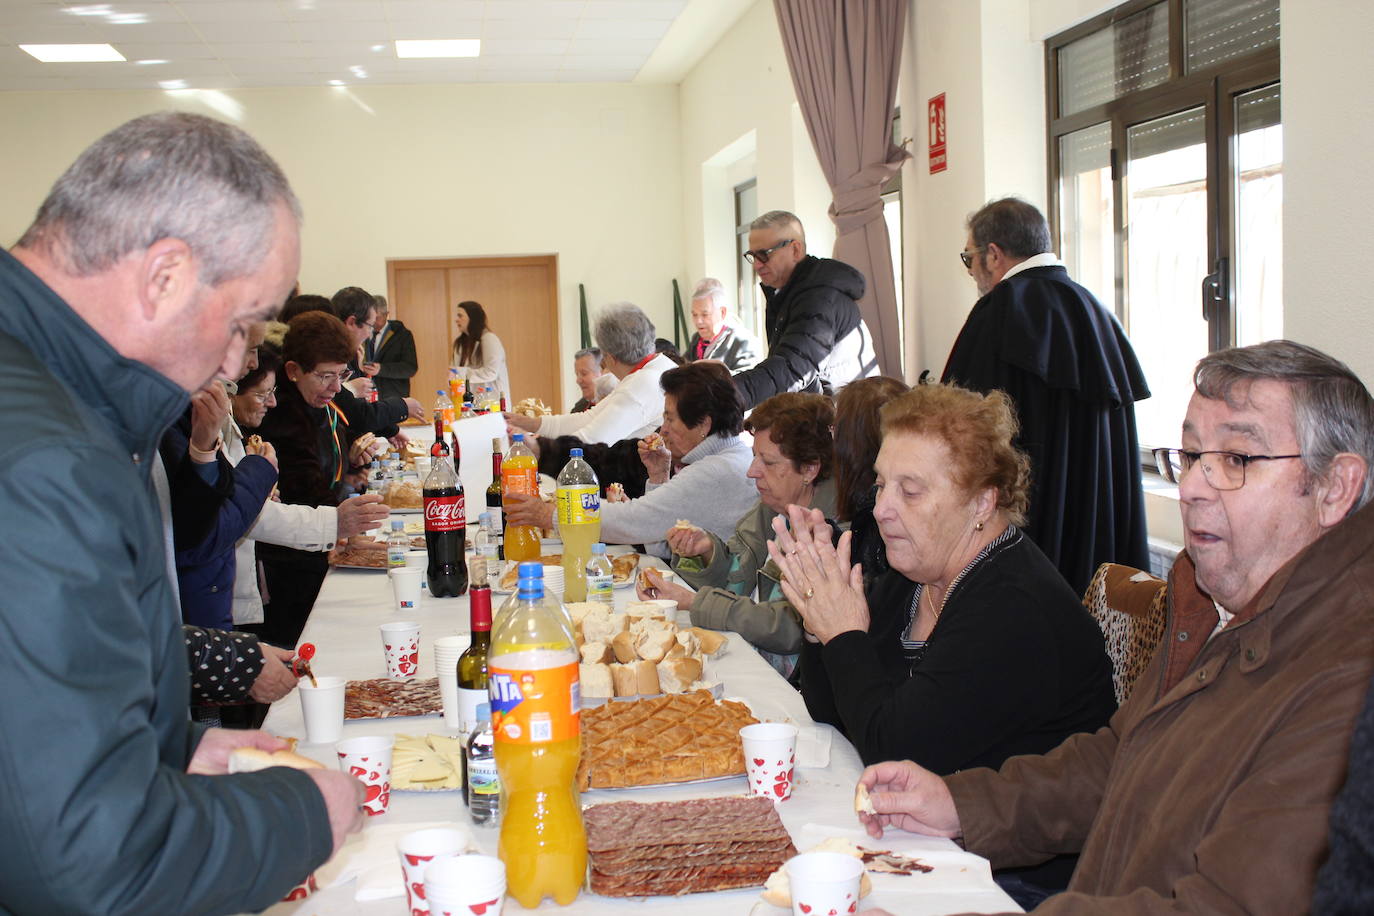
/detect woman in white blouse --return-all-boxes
[450,300,510,401]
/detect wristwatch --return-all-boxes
[187,435,223,464]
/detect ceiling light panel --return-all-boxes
[20,43,125,62]
[394,38,479,58]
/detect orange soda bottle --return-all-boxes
[502,434,542,562]
[489,563,585,907]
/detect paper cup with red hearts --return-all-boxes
[785,850,864,916]
[397,828,469,915]
[336,735,394,817]
[424,854,506,916]
[380,621,421,679]
[280,872,319,902]
[740,722,798,802]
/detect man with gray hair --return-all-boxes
[731,210,877,407]
[0,112,362,913]
[506,301,676,445]
[685,277,761,372]
[361,293,419,400]
[944,196,1151,595]
[858,340,1374,913]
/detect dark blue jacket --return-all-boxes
[0,249,331,914]
[165,413,279,630]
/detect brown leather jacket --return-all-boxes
[946,500,1374,914]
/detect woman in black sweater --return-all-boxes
[774,383,1115,775]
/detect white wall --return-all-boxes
[0,83,684,399]
[677,0,832,310]
[1282,0,1374,384]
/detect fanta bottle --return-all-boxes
[502,434,541,562]
[489,563,585,907]
[555,448,600,602]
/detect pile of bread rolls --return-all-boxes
[569,601,727,699]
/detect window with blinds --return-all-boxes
[1059,2,1169,117]
[1186,0,1280,73]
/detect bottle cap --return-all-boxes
[517,561,544,580]
[570,447,583,458]
[391,519,403,530]
[476,702,490,721]
[591,542,606,553]
[512,433,524,442]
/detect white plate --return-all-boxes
[586,773,746,792]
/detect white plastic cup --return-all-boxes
[397,828,469,915]
[424,854,506,916]
[297,675,345,744]
[405,550,428,570]
[542,564,565,600]
[390,567,424,612]
[785,851,864,916]
[380,621,421,678]
[414,456,432,476]
[740,722,799,801]
[335,735,394,817]
[433,635,470,730]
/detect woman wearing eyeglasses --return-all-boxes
[255,312,389,647]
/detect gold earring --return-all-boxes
[975,520,984,531]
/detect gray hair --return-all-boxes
[690,277,728,311]
[1195,340,1374,512]
[574,347,602,367]
[967,198,1051,259]
[17,111,300,287]
[750,210,806,247]
[373,294,388,314]
[593,302,656,364]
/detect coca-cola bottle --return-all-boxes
[423,419,468,597]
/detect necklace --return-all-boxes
[922,585,944,621]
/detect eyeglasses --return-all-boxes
[743,239,793,265]
[247,387,277,405]
[309,368,353,387]
[959,246,986,269]
[1152,448,1304,491]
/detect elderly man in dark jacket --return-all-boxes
[731,210,878,408]
[0,112,362,914]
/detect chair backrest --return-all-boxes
[1082,562,1168,705]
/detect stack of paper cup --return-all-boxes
[433,635,471,730]
[425,855,506,916]
[397,828,468,915]
[542,564,565,600]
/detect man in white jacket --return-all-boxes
[505,301,675,446]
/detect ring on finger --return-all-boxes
[804,587,815,599]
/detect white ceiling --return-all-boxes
[0,0,750,91]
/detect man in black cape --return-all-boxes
[943,197,1150,594]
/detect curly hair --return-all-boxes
[659,361,745,437]
[834,376,910,521]
[880,384,1031,525]
[745,393,835,482]
[283,311,354,372]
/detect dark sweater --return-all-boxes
[801,526,1115,774]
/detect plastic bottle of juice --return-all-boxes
[434,388,454,436]
[555,448,600,602]
[502,434,541,562]
[489,562,585,907]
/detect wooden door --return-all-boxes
[386,254,561,411]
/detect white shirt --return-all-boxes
[538,353,676,445]
[452,330,510,402]
[1000,252,1064,282]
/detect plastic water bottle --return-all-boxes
[556,448,601,602]
[386,519,409,569]
[586,542,614,605]
[466,702,500,827]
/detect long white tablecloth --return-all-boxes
[259,560,1020,915]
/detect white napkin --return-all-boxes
[794,724,832,769]
[796,822,998,892]
[314,820,478,901]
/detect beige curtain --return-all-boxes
[774,0,910,377]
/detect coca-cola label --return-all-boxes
[424,494,465,531]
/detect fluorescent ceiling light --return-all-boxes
[394,39,480,59]
[21,43,125,63]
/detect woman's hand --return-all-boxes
[638,434,671,484]
[665,524,713,564]
[348,433,385,467]
[767,504,870,643]
[402,397,424,420]
[505,492,553,529]
[244,435,278,471]
[503,412,540,434]
[636,568,694,609]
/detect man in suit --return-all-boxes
[685,277,761,373]
[361,294,418,400]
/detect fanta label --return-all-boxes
[555,486,600,526]
[502,467,538,497]
[489,660,580,745]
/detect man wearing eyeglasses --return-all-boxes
[731,210,878,408]
[943,197,1150,596]
[857,340,1374,914]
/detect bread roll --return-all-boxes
[634,659,660,695]
[635,627,677,664]
[580,663,613,699]
[611,663,639,697]
[580,641,613,665]
[855,782,877,815]
[656,657,703,694]
[675,629,701,657]
[228,746,325,774]
[687,627,728,657]
[583,609,628,644]
[566,602,603,626]
[611,631,638,664]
